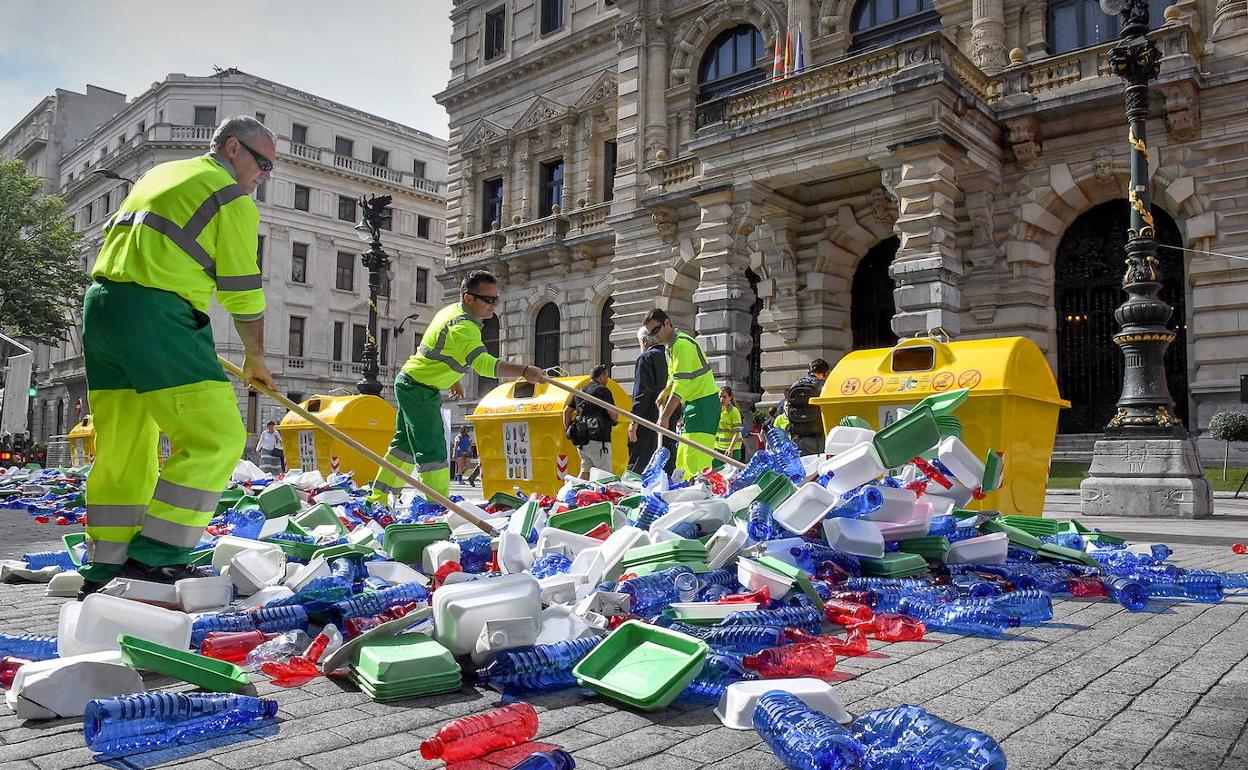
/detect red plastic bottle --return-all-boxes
[1067,576,1108,597]
[743,643,838,679]
[584,522,613,541]
[718,586,771,606]
[0,656,31,689]
[864,613,926,642]
[823,597,873,625]
[200,630,269,664]
[1233,543,1247,555]
[419,702,539,763]
[433,561,464,590]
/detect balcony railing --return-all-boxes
[448,201,614,264]
[290,141,322,161]
[334,155,404,184]
[645,156,702,194]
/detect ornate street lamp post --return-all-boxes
[353,194,392,397]
[1081,0,1212,517]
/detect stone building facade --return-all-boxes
[436,0,1247,452]
[2,70,449,446]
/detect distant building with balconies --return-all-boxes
[436,0,1248,455]
[2,69,448,445]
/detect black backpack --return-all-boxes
[566,384,611,446]
[785,377,824,438]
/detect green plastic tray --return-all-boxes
[934,414,963,440]
[861,552,930,577]
[978,518,1044,550]
[872,405,940,467]
[573,620,708,710]
[982,450,1005,492]
[548,502,615,535]
[295,503,350,537]
[622,539,707,564]
[118,635,248,692]
[912,388,970,418]
[61,532,86,567]
[382,522,452,563]
[840,415,872,429]
[754,555,824,611]
[217,488,247,515]
[1000,515,1058,536]
[313,542,376,562]
[264,535,319,561]
[488,491,528,511]
[1037,543,1101,567]
[898,536,950,561]
[352,633,459,683]
[755,470,797,509]
[626,560,709,577]
[188,548,215,567]
[258,483,302,519]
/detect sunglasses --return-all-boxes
[642,325,661,338]
[235,138,274,173]
[467,292,500,305]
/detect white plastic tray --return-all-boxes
[715,678,850,730]
[773,483,837,535]
[823,517,886,558]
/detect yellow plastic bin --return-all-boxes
[67,416,96,466]
[469,375,632,499]
[812,336,1069,518]
[277,395,396,481]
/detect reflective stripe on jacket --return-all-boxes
[666,331,718,403]
[401,302,500,389]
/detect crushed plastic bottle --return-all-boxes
[21,550,76,571]
[83,692,278,756]
[851,704,1007,770]
[745,643,840,680]
[506,749,576,770]
[223,508,266,540]
[459,534,494,573]
[475,637,600,694]
[640,447,671,493]
[245,630,312,666]
[753,690,865,770]
[419,702,539,763]
[0,632,58,661]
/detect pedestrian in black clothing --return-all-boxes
[628,326,678,474]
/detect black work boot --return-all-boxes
[117,559,213,585]
[76,579,110,601]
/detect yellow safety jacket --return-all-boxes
[666,330,718,403]
[402,302,500,389]
[715,405,742,451]
[92,153,265,321]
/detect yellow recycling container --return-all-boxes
[277,394,396,480]
[812,336,1069,517]
[67,415,96,466]
[469,375,632,499]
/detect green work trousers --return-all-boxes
[369,374,451,503]
[675,393,720,479]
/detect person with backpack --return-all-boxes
[713,386,743,470]
[563,364,618,479]
[782,358,831,454]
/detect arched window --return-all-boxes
[697,24,766,101]
[745,268,764,396]
[599,298,615,371]
[534,303,561,371]
[850,0,940,52]
[851,237,900,350]
[1047,0,1169,55]
[477,315,500,397]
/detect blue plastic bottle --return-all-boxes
[1175,574,1223,603]
[691,624,785,654]
[927,514,957,538]
[0,632,58,661]
[746,499,776,542]
[791,543,862,577]
[250,605,309,634]
[766,428,808,482]
[696,567,741,591]
[1106,577,1149,612]
[617,566,699,616]
[475,637,600,693]
[506,749,576,770]
[267,575,353,613]
[641,446,671,491]
[223,508,266,540]
[83,692,278,756]
[667,521,700,540]
[989,589,1054,624]
[722,606,823,633]
[851,704,1007,770]
[898,598,1020,636]
[328,581,431,627]
[633,494,669,530]
[530,552,573,579]
[828,487,884,519]
[329,558,359,587]
[190,613,255,648]
[728,449,773,493]
[21,550,76,571]
[458,535,494,573]
[753,690,865,770]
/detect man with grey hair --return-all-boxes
[627,324,670,474]
[77,115,277,597]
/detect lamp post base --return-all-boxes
[1080,438,1213,518]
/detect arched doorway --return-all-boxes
[1055,200,1187,434]
[599,298,615,371]
[852,237,900,350]
[534,303,561,371]
[477,315,500,397]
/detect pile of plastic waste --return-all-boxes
[0,388,1245,769]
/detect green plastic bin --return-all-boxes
[548,502,614,535]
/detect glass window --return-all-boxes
[485,5,507,60]
[294,184,310,212]
[379,269,391,298]
[850,0,939,52]
[380,327,390,366]
[291,242,308,283]
[335,136,354,158]
[351,324,368,363]
[338,195,357,222]
[193,106,217,127]
[336,251,355,291]
[535,303,560,370]
[371,147,389,167]
[482,177,504,232]
[1048,0,1169,55]
[255,112,266,124]
[697,25,765,86]
[333,321,344,361]
[137,120,146,134]
[418,215,431,239]
[379,206,393,231]
[288,316,306,357]
[540,0,563,35]
[539,158,564,218]
[413,159,427,178]
[291,123,308,145]
[603,140,618,202]
[416,267,429,303]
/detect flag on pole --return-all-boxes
[772,35,783,81]
[795,23,806,74]
[784,27,793,77]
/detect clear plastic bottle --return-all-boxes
[851,704,1007,770]
[722,605,823,633]
[746,499,776,542]
[475,637,601,694]
[766,429,807,482]
[419,702,539,763]
[753,690,865,770]
[828,487,883,519]
[0,632,58,661]
[245,630,312,666]
[617,566,699,616]
[83,692,278,756]
[506,749,576,770]
[327,582,430,627]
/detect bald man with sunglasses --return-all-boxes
[368,269,544,503]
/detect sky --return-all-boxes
[0,0,455,138]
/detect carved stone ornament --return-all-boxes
[616,16,643,48]
[1094,150,1120,191]
[1005,116,1041,169]
[1160,81,1200,142]
[650,205,678,244]
[867,187,898,226]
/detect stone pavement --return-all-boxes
[0,512,1246,770]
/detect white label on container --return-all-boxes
[502,421,532,481]
[298,430,316,471]
[877,404,914,430]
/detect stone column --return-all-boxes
[690,188,756,393]
[884,140,966,339]
[560,120,575,212]
[1212,0,1248,42]
[582,113,599,206]
[644,16,669,163]
[514,139,531,223]
[970,0,1007,74]
[788,0,812,65]
[461,154,476,236]
[611,14,646,213]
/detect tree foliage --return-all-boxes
[0,160,88,344]
[1209,411,1248,443]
